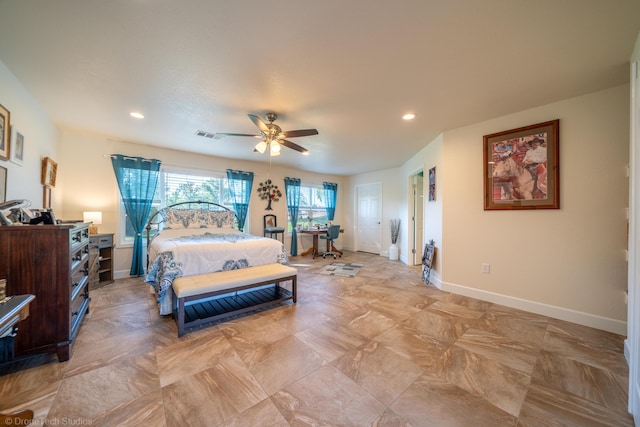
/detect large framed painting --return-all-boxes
[483,119,559,210]
[0,104,9,161]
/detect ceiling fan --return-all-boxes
[214,112,318,156]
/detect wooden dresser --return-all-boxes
[0,223,91,361]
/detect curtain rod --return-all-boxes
[104,154,159,163]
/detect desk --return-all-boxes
[299,228,344,258]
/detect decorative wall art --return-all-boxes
[0,104,10,161]
[257,179,282,210]
[428,167,436,201]
[483,119,559,210]
[41,157,58,187]
[10,127,24,165]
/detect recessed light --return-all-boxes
[403,113,416,120]
[130,112,145,119]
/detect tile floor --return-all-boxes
[0,251,633,426]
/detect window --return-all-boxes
[119,169,234,244]
[289,184,328,230]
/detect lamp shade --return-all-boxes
[83,211,102,225]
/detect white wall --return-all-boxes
[344,167,403,257]
[440,85,629,334]
[58,130,345,277]
[0,60,58,208]
[400,134,444,275]
[348,85,629,334]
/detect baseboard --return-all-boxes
[114,270,132,280]
[440,281,627,335]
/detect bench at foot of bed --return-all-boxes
[172,263,297,337]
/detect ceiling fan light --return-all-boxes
[254,141,268,154]
[270,141,281,154]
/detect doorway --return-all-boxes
[409,171,424,265]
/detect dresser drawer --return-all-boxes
[69,288,89,339]
[96,234,113,248]
[70,244,89,273]
[70,272,88,301]
[70,225,90,250]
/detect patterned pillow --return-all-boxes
[164,209,201,229]
[202,211,235,229]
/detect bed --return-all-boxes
[144,201,289,315]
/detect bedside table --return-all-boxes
[89,233,114,290]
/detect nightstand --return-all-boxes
[89,233,114,289]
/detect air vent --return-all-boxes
[195,130,215,139]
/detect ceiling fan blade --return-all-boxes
[213,133,260,140]
[248,114,270,133]
[281,129,319,138]
[280,139,308,153]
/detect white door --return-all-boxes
[357,183,382,254]
[628,59,640,425]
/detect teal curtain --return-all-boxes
[284,177,301,256]
[226,169,254,232]
[323,182,338,221]
[111,155,161,276]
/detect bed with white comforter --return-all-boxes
[144,204,288,315]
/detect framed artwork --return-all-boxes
[428,167,436,201]
[0,166,6,203]
[483,119,559,210]
[421,240,436,284]
[0,104,9,161]
[10,127,24,165]
[43,185,51,209]
[41,157,58,187]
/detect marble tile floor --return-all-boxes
[0,251,633,426]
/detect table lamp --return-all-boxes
[83,211,102,235]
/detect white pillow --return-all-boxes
[164,209,201,229]
[202,211,235,229]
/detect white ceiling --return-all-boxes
[0,1,639,176]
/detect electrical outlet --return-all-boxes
[481,263,490,273]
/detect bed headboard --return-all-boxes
[145,201,240,242]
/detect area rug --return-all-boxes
[318,262,363,277]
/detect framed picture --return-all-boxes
[421,241,436,284]
[0,104,10,161]
[0,166,6,203]
[41,157,58,187]
[483,119,559,210]
[10,127,24,165]
[43,185,51,209]
[428,167,436,201]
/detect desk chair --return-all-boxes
[320,225,342,259]
[263,214,285,243]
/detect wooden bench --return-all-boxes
[172,263,297,337]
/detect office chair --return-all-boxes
[320,224,342,259]
[263,214,285,243]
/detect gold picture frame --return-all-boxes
[41,157,58,187]
[483,119,560,210]
[0,103,10,161]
